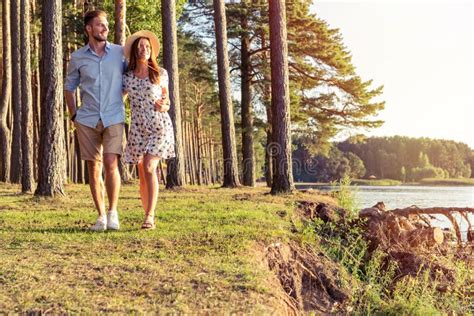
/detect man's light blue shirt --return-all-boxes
[65,42,126,129]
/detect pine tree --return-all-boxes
[212,0,240,188]
[0,0,12,182]
[239,0,256,187]
[35,0,66,197]
[20,0,34,192]
[269,0,294,194]
[10,0,22,183]
[162,0,186,188]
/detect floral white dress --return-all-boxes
[123,68,175,164]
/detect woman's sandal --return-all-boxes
[141,214,156,230]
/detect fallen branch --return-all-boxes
[390,207,474,246]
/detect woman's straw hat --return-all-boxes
[124,30,160,60]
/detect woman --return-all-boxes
[123,30,175,229]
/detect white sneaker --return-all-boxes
[107,210,120,230]
[90,218,107,232]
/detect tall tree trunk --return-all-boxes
[31,0,40,182]
[240,2,255,187]
[186,120,196,184]
[112,0,132,183]
[74,132,83,183]
[265,115,273,187]
[209,129,216,183]
[269,0,294,194]
[114,0,126,45]
[0,0,12,183]
[162,0,186,188]
[260,26,273,187]
[33,41,41,182]
[195,105,203,185]
[213,0,240,188]
[63,37,71,183]
[10,0,22,183]
[20,0,34,192]
[35,0,66,197]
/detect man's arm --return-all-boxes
[65,91,77,121]
[64,55,80,121]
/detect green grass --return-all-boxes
[2,181,471,314]
[418,178,474,186]
[0,182,334,313]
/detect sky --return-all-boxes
[311,1,474,148]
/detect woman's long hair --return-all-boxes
[128,37,160,84]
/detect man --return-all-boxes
[65,10,126,231]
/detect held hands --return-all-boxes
[154,87,170,112]
[154,97,170,112]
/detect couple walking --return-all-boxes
[64,10,175,231]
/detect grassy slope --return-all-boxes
[0,182,334,313]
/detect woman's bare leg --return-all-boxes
[142,154,160,219]
[137,160,149,212]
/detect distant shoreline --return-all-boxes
[293,178,474,187]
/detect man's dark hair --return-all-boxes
[84,10,107,28]
[83,10,107,41]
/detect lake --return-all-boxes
[296,184,474,238]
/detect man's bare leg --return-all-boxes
[103,153,121,212]
[87,160,106,217]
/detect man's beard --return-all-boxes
[92,34,107,42]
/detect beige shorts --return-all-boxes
[75,121,124,161]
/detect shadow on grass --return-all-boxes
[118,195,142,201]
[0,192,24,197]
[2,226,138,234]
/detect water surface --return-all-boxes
[296,184,474,237]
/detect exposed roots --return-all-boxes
[264,242,349,314]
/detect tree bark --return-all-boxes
[240,2,256,187]
[162,0,186,189]
[405,227,444,248]
[269,0,294,194]
[265,122,273,187]
[20,0,34,192]
[10,0,22,183]
[112,0,132,183]
[35,0,66,197]
[213,0,240,188]
[195,106,204,185]
[187,122,194,184]
[31,0,40,182]
[260,26,273,187]
[0,0,12,182]
[114,0,126,45]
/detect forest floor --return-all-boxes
[0,182,334,313]
[0,182,472,313]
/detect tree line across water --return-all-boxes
[0,0,384,196]
[293,136,474,183]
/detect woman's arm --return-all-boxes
[154,69,170,112]
[154,95,170,112]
